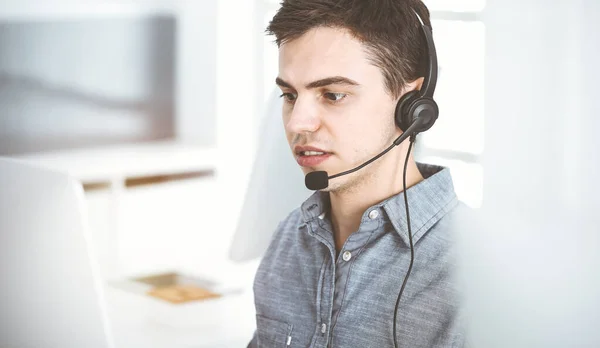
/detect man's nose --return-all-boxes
[285,98,321,134]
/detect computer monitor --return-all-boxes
[228,90,312,263]
[0,157,115,348]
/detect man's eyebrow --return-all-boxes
[275,77,294,89]
[275,76,360,90]
[306,76,360,89]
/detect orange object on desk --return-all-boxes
[147,285,221,304]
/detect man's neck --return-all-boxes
[329,158,424,253]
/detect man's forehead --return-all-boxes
[279,26,363,61]
[278,27,372,87]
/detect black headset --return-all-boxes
[394,9,439,135]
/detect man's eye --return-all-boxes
[324,92,347,102]
[279,93,297,102]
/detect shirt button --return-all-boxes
[342,250,352,262]
[321,323,327,333]
[368,210,379,219]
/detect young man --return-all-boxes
[248,0,467,347]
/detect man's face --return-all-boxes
[277,26,401,192]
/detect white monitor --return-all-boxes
[228,90,313,263]
[0,157,115,348]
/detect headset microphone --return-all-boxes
[304,107,435,191]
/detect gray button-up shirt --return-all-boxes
[248,163,467,348]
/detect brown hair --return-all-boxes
[266,0,432,99]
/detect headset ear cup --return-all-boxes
[394,90,419,131]
[407,97,439,133]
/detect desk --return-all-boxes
[104,284,255,348]
[103,265,257,348]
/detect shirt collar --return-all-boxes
[380,162,458,246]
[299,162,458,246]
[300,189,330,223]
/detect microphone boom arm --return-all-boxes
[328,119,424,180]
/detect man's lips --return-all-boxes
[294,145,330,155]
[296,153,332,167]
[294,145,333,167]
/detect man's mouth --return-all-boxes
[294,145,331,156]
[299,151,327,156]
[294,147,333,167]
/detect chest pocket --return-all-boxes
[256,314,294,347]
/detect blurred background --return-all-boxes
[0,0,598,347]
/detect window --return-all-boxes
[257,0,485,208]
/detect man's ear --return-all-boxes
[396,77,425,102]
[409,77,425,92]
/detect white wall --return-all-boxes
[174,0,218,147]
[461,1,600,347]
